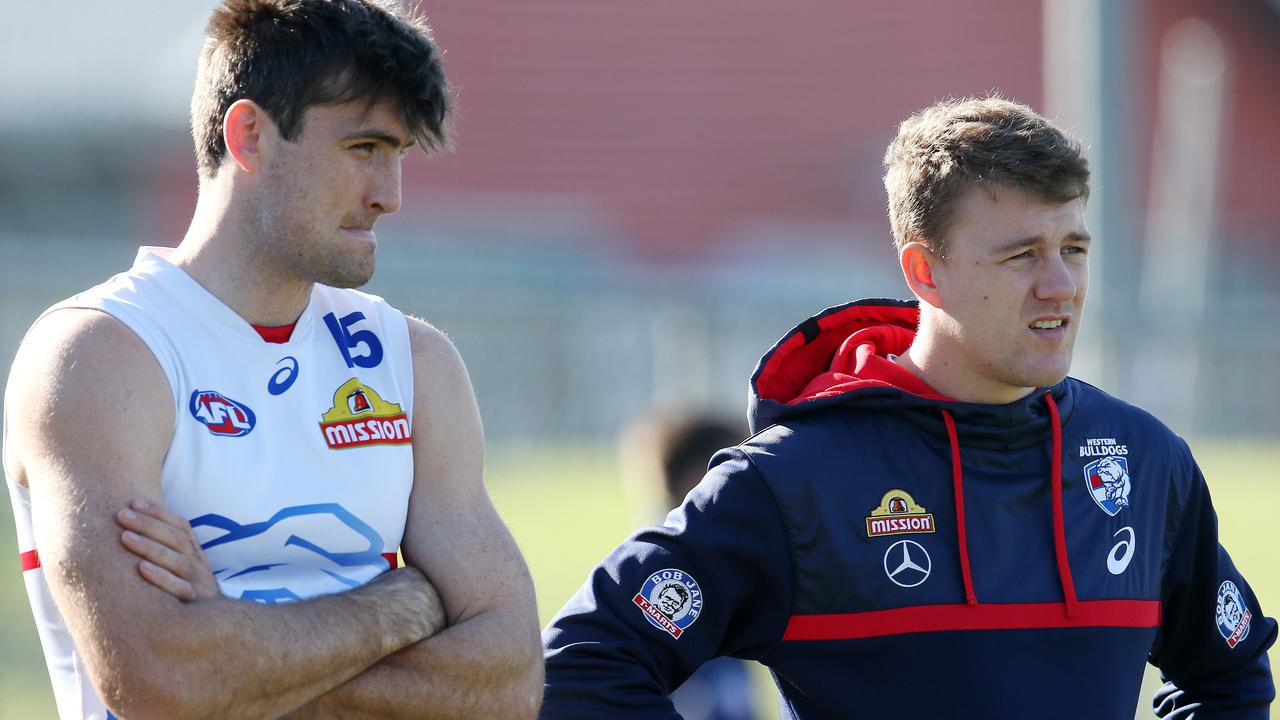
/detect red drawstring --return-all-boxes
[1044,392,1080,618]
[941,393,1078,617]
[941,410,978,606]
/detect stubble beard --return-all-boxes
[310,239,376,289]
[267,215,377,290]
[993,336,1076,392]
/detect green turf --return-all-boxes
[1,441,1275,717]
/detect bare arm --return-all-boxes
[7,309,443,720]
[285,317,543,719]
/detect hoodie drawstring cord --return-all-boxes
[941,392,1079,618]
[940,410,978,606]
[1044,391,1080,618]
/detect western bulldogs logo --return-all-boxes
[633,568,702,639]
[1216,580,1252,648]
[189,390,256,437]
[1084,456,1131,516]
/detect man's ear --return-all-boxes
[223,99,270,174]
[899,240,943,309]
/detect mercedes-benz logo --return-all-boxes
[884,539,931,588]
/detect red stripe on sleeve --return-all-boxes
[19,549,40,572]
[782,600,1161,641]
[381,552,398,570]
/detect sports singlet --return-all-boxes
[5,247,417,718]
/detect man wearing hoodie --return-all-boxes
[539,96,1276,718]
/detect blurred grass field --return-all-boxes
[2,441,1276,717]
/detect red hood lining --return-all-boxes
[756,304,952,404]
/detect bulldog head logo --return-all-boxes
[1085,456,1131,516]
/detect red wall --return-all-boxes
[411,0,1043,257]
[143,1,1280,264]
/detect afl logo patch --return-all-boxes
[632,568,702,639]
[1215,580,1252,648]
[190,390,256,437]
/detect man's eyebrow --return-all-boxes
[342,129,416,150]
[991,236,1041,254]
[991,231,1092,254]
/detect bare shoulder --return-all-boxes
[6,308,172,489]
[403,315,478,412]
[14,307,145,368]
[401,316,483,492]
[404,315,468,379]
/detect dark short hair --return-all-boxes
[882,95,1090,258]
[660,582,690,605]
[191,0,452,177]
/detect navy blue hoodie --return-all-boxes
[541,299,1276,719]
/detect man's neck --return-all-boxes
[169,187,312,327]
[895,328,1035,406]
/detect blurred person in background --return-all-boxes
[619,411,759,720]
[3,1,541,718]
[540,96,1275,718]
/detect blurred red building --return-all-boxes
[137,0,1280,268]
[384,0,1280,261]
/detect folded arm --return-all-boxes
[8,309,443,720]
[284,317,544,719]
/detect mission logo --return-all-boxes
[865,489,935,538]
[318,378,411,450]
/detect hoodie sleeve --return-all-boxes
[1149,442,1276,718]
[539,448,794,720]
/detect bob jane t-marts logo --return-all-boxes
[1216,580,1252,649]
[865,489,935,538]
[633,568,703,639]
[318,378,411,449]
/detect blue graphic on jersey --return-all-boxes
[324,311,384,369]
[268,356,300,395]
[190,503,386,604]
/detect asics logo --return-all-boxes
[1107,526,1136,575]
[267,356,299,396]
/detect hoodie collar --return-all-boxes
[748,298,1075,450]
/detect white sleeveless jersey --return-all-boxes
[5,247,417,719]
